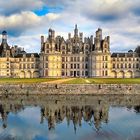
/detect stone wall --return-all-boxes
[0,84,140,95]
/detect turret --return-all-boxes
[48,28,55,40]
[2,31,7,43]
[79,32,83,42]
[90,35,93,44]
[96,28,102,40]
[41,35,44,52]
[68,33,71,40]
[94,28,102,51]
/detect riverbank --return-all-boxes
[0,83,140,95]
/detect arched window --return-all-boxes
[47,44,49,49]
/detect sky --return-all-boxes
[0,0,140,53]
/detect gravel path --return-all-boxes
[43,78,75,84]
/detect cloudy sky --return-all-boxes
[0,0,140,53]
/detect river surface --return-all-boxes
[0,94,139,140]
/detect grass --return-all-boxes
[62,78,140,84]
[0,78,140,84]
[0,78,60,84]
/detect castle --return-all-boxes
[0,25,140,78]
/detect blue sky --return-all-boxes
[0,0,140,53]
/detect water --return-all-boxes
[0,94,139,140]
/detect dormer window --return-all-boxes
[23,54,26,58]
[31,54,34,57]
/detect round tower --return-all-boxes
[2,31,7,43]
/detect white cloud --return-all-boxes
[0,11,60,36]
[0,0,44,15]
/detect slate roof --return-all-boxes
[111,52,139,57]
[15,53,39,58]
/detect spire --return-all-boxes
[75,24,78,29]
[74,24,78,37]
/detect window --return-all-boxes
[129,64,131,68]
[62,46,65,50]
[74,64,76,69]
[133,64,135,68]
[62,57,65,62]
[136,63,139,69]
[86,57,88,61]
[85,71,88,76]
[105,56,108,61]
[102,71,104,76]
[77,71,80,76]
[46,56,48,61]
[125,64,127,68]
[77,64,80,69]
[35,64,39,69]
[62,64,64,69]
[105,71,108,76]
[113,64,115,68]
[121,64,123,68]
[71,64,73,69]
[103,56,104,61]
[62,51,65,54]
[105,63,108,68]
[46,63,48,68]
[62,71,65,76]
[47,44,49,49]
[70,71,73,76]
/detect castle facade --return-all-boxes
[0,25,140,78]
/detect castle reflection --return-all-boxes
[0,94,139,131]
[40,105,109,131]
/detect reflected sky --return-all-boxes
[0,95,139,140]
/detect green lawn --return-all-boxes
[0,78,59,84]
[0,78,140,84]
[62,78,140,84]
